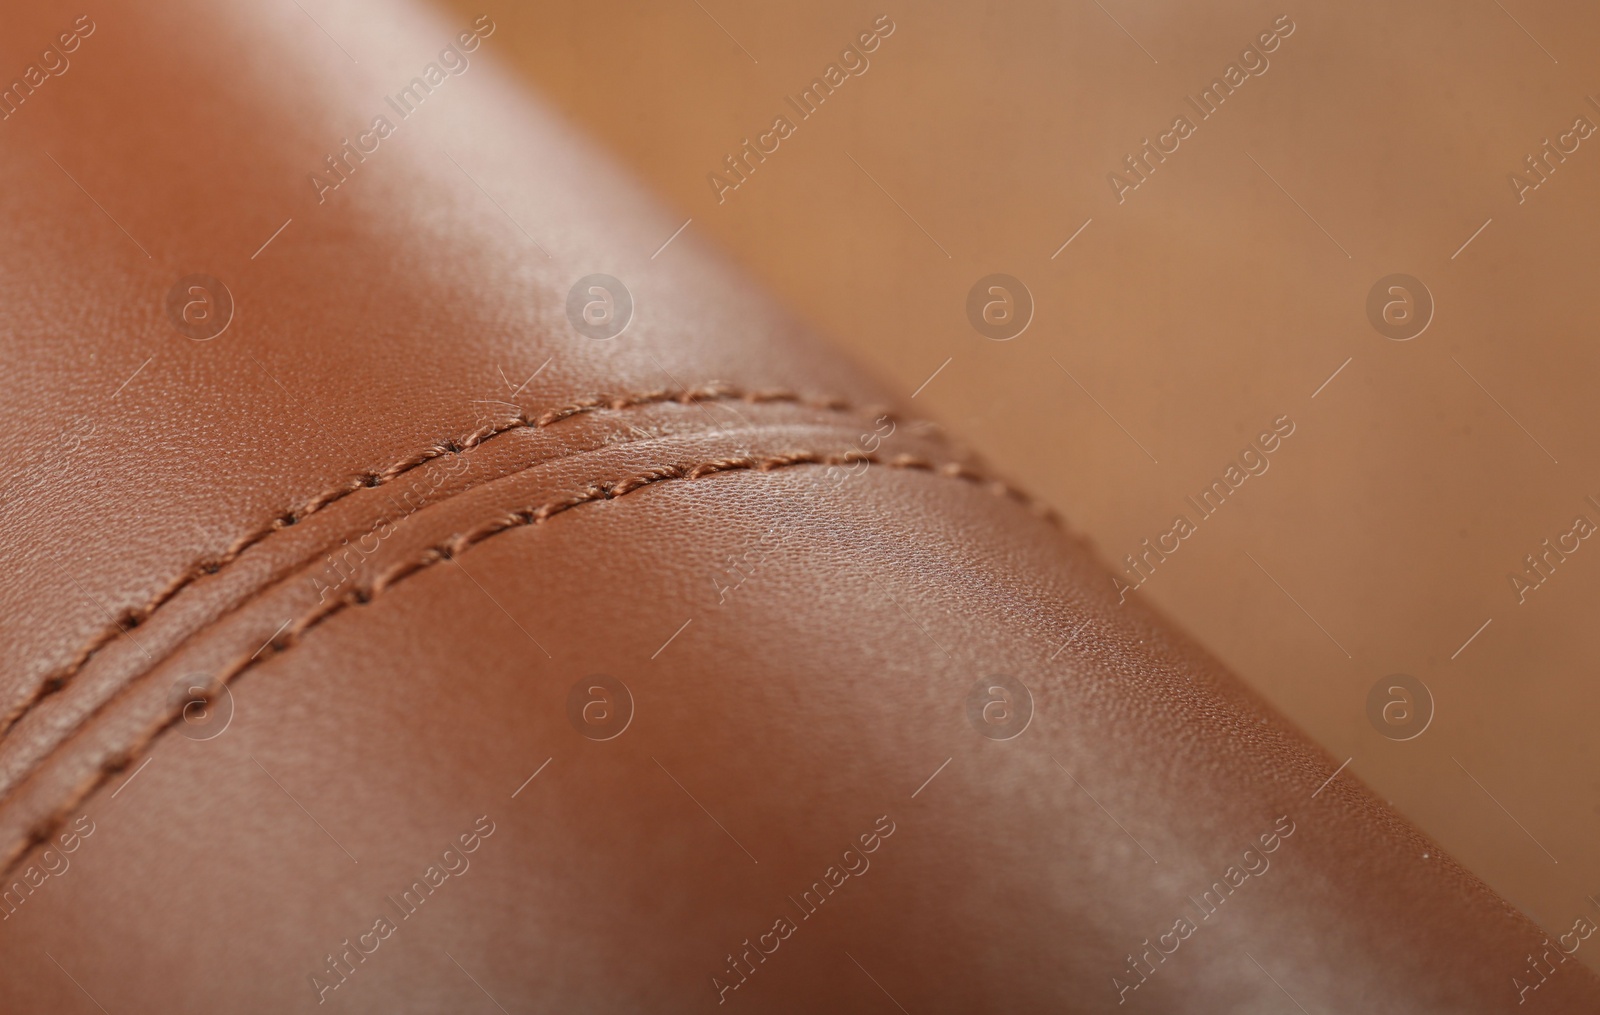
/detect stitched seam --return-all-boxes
[6,420,865,747]
[4,385,890,737]
[0,451,1050,875]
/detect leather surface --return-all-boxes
[1,0,1597,1011]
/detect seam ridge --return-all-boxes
[4,385,889,738]
[0,450,1051,876]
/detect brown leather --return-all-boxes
[1,0,1596,1011]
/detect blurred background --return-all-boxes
[444,0,1600,967]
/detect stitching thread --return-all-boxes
[1,450,1049,875]
[3,385,888,737]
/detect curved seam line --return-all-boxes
[2,419,877,742]
[0,451,1050,875]
[5,386,895,736]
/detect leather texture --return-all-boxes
[1,0,1596,1011]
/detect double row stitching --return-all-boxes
[1,449,1049,877]
[5,386,888,738]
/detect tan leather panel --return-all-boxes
[1,0,1597,1010]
